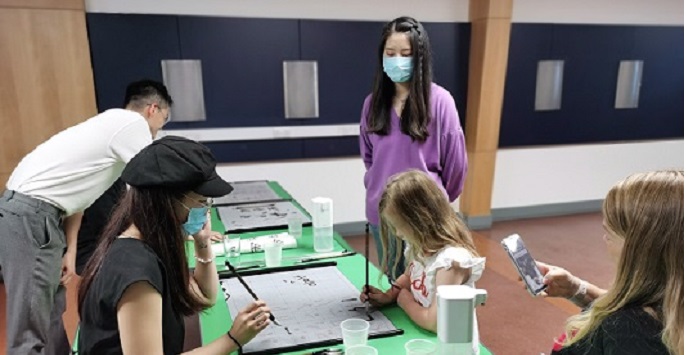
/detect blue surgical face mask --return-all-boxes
[383,56,414,83]
[181,203,209,236]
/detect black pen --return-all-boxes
[225,261,282,327]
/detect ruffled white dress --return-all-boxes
[406,246,486,354]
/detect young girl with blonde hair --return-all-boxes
[360,170,484,352]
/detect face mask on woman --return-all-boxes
[383,56,414,83]
[181,206,208,235]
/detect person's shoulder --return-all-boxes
[98,239,166,304]
[430,83,454,101]
[601,306,663,332]
[97,108,144,121]
[362,93,373,108]
[596,306,668,353]
[107,238,162,272]
[429,83,459,122]
[439,245,475,260]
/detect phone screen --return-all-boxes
[501,234,546,296]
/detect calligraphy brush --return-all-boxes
[225,261,282,327]
[364,223,370,315]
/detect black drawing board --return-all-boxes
[217,200,312,233]
[213,180,286,206]
[219,262,403,354]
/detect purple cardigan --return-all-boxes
[359,83,468,225]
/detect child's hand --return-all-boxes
[360,285,395,307]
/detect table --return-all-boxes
[188,182,492,355]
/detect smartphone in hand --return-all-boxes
[501,234,547,296]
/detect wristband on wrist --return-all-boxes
[570,278,588,300]
[195,255,214,264]
[226,331,242,352]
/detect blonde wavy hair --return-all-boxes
[378,170,478,280]
[563,170,684,355]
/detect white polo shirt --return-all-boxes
[6,109,152,215]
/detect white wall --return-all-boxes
[88,0,684,225]
[513,0,684,25]
[493,140,685,209]
[85,0,684,25]
[85,0,470,22]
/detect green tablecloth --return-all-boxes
[188,186,492,354]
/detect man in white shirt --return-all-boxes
[0,79,173,355]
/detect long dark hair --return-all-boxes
[78,186,207,316]
[366,16,433,142]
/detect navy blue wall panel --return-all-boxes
[205,137,360,163]
[204,140,302,162]
[167,17,300,129]
[632,26,684,138]
[423,23,471,128]
[302,137,360,159]
[501,24,684,147]
[87,14,181,111]
[87,15,682,162]
[300,20,381,125]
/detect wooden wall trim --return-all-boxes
[460,0,513,219]
[0,7,96,184]
[0,0,83,11]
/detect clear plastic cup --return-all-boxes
[346,345,378,355]
[340,318,369,349]
[263,241,283,267]
[287,216,302,239]
[223,234,241,266]
[404,339,437,355]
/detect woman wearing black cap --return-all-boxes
[77,136,270,354]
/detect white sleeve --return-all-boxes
[109,119,153,163]
[427,247,486,285]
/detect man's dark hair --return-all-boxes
[123,79,173,110]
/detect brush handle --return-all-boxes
[364,223,370,299]
[226,261,277,323]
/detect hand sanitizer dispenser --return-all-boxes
[311,197,334,252]
[437,285,488,355]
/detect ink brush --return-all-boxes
[364,223,370,315]
[225,261,283,327]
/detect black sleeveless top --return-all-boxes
[78,238,185,354]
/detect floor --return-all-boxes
[0,212,613,354]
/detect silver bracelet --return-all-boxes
[195,255,214,265]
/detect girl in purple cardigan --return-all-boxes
[359,16,468,280]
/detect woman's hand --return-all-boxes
[191,214,214,244]
[360,285,396,307]
[228,300,271,346]
[535,261,581,298]
[208,231,224,242]
[186,230,224,242]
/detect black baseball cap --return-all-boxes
[121,136,233,197]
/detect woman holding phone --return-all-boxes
[529,170,683,355]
